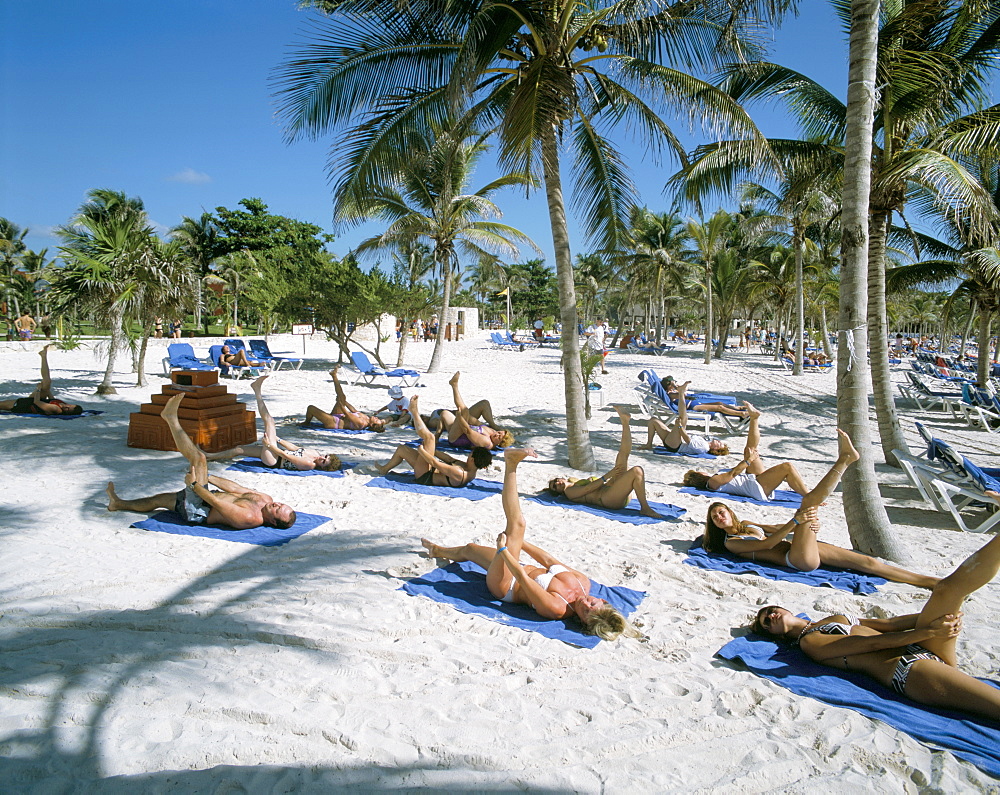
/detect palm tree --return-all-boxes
[686,210,735,364]
[274,0,784,468]
[52,190,189,394]
[171,213,219,333]
[625,207,693,341]
[341,125,539,372]
[0,217,29,319]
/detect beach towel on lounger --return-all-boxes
[651,445,716,460]
[226,458,355,478]
[401,561,646,648]
[678,485,802,507]
[525,491,685,523]
[131,510,330,546]
[685,538,884,595]
[365,473,503,501]
[716,631,1000,778]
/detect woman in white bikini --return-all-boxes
[218,376,340,471]
[547,405,665,519]
[682,402,808,501]
[640,381,729,457]
[752,527,1000,722]
[421,448,641,641]
[702,430,938,589]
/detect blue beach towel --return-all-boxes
[401,561,646,648]
[226,458,355,478]
[365,473,504,501]
[131,510,330,546]
[1,409,103,419]
[685,538,884,595]
[716,632,1000,777]
[305,426,372,434]
[651,445,716,460]
[679,485,803,507]
[525,491,685,523]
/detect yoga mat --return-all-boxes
[525,491,685,523]
[226,458,355,478]
[684,538,884,595]
[0,409,104,419]
[401,561,646,649]
[678,486,803,507]
[651,445,716,460]
[716,632,1000,778]
[365,473,504,501]
[131,510,330,546]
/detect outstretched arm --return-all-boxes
[801,615,961,662]
[723,507,817,552]
[706,453,758,490]
[206,474,255,494]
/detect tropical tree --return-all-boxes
[686,210,735,363]
[52,190,194,393]
[274,0,788,468]
[625,207,692,341]
[0,217,29,318]
[341,125,538,373]
[171,213,220,333]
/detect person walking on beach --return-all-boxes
[0,344,84,415]
[586,319,609,374]
[547,405,665,518]
[421,448,642,641]
[751,527,1000,722]
[374,395,491,487]
[106,392,297,530]
[15,312,36,340]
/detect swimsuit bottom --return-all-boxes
[174,485,211,525]
[414,470,436,486]
[891,643,942,696]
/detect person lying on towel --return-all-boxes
[106,392,296,530]
[683,402,806,501]
[640,381,729,456]
[0,345,84,416]
[424,371,514,450]
[421,448,643,642]
[546,405,665,519]
[751,526,1000,723]
[701,430,937,589]
[375,395,491,487]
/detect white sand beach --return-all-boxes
[1,334,998,791]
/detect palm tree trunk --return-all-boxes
[867,210,907,466]
[396,315,410,368]
[97,307,125,395]
[427,251,452,373]
[703,263,713,365]
[977,309,992,387]
[793,227,804,375]
[821,305,833,360]
[136,321,153,387]
[838,0,906,561]
[542,126,594,469]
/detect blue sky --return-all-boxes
[1,1,849,272]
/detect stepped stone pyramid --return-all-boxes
[127,369,257,453]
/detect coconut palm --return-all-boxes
[274,0,787,468]
[686,210,736,363]
[1,217,29,319]
[341,125,538,372]
[171,213,219,333]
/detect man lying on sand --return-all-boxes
[106,392,296,530]
[0,345,83,416]
[425,371,513,450]
[374,395,491,487]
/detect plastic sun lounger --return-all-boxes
[249,339,303,371]
[207,344,266,379]
[162,342,216,376]
[349,351,421,387]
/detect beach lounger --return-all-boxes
[161,342,216,376]
[926,443,1000,534]
[224,339,270,368]
[490,331,523,351]
[349,351,421,387]
[633,369,744,434]
[505,330,539,348]
[248,339,303,371]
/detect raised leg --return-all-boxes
[640,417,671,450]
[161,392,208,484]
[376,444,422,475]
[742,402,761,455]
[798,429,859,510]
[754,462,810,497]
[251,375,279,466]
[466,399,498,428]
[484,448,536,598]
[916,532,1000,665]
[302,405,338,429]
[38,344,53,398]
[601,465,663,518]
[613,405,633,470]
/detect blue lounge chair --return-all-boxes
[490,332,522,351]
[224,339,269,368]
[249,339,303,371]
[350,351,421,387]
[208,344,266,379]
[633,369,746,434]
[162,343,216,376]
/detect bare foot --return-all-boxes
[638,444,653,451]
[504,447,538,466]
[329,366,340,380]
[40,344,53,356]
[162,391,185,419]
[420,538,444,558]
[449,372,460,387]
[251,374,269,392]
[106,482,121,511]
[678,380,691,393]
[614,405,631,423]
[640,506,666,519]
[836,428,860,465]
[743,401,762,419]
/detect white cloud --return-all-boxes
[166,167,211,185]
